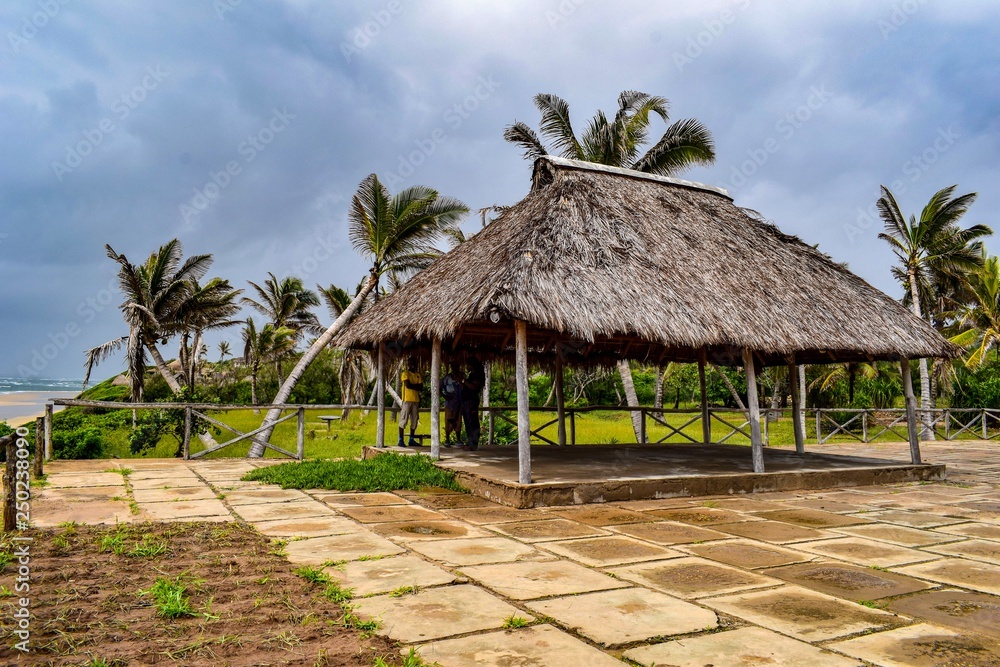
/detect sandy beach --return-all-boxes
[0,391,78,427]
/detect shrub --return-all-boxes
[53,426,105,459]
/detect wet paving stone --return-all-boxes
[312,491,411,506]
[828,622,1000,667]
[703,497,785,512]
[283,532,404,565]
[548,505,655,526]
[337,504,445,524]
[328,554,457,597]
[766,562,931,600]
[646,506,758,525]
[609,520,729,545]
[539,535,680,567]
[406,536,537,566]
[443,506,548,524]
[794,536,938,567]
[233,499,337,522]
[486,518,610,542]
[833,522,963,547]
[787,498,876,513]
[221,488,307,505]
[714,519,835,544]
[408,493,496,509]
[609,556,780,599]
[681,539,812,569]
[870,509,968,528]
[887,589,1000,639]
[899,558,1000,596]
[369,520,492,541]
[460,560,629,600]
[416,624,624,667]
[753,508,873,528]
[936,522,1000,541]
[704,584,905,641]
[251,516,359,538]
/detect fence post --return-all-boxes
[44,403,53,460]
[944,409,950,440]
[34,417,44,478]
[297,408,305,460]
[984,410,989,439]
[182,407,192,460]
[3,435,16,532]
[570,411,576,445]
[862,411,868,443]
[815,410,822,444]
[639,409,646,445]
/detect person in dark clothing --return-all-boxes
[458,357,485,451]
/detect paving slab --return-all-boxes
[408,493,496,509]
[646,506,759,525]
[608,520,729,545]
[786,498,876,513]
[338,504,445,524]
[370,520,493,541]
[233,499,338,522]
[548,505,654,526]
[935,522,1000,541]
[221,488,308,505]
[45,472,129,488]
[793,536,938,567]
[612,498,700,511]
[898,558,1000,595]
[609,556,780,599]
[443,506,548,524]
[283,532,404,565]
[538,535,680,567]
[30,499,135,527]
[704,584,904,641]
[705,497,786,512]
[131,486,219,503]
[887,589,1000,639]
[352,584,526,643]
[250,516,359,538]
[753,508,873,528]
[485,518,610,543]
[460,560,629,600]
[926,539,1000,565]
[956,500,1000,520]
[714,519,835,543]
[871,509,968,528]
[624,626,861,667]
[36,485,125,502]
[416,624,624,667]
[681,539,813,569]
[406,536,537,566]
[828,622,1000,667]
[327,555,457,597]
[833,522,963,547]
[312,491,411,506]
[524,587,717,646]
[129,476,206,490]
[765,562,932,600]
[139,499,230,520]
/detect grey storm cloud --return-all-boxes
[1,0,999,379]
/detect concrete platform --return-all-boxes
[366,443,946,508]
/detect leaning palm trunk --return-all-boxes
[653,368,665,415]
[248,272,377,458]
[146,341,220,450]
[907,270,934,440]
[714,365,747,411]
[617,360,643,443]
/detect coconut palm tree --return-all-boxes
[878,185,990,438]
[218,340,232,363]
[175,277,242,391]
[241,318,296,406]
[809,362,879,405]
[951,255,1000,368]
[505,90,715,441]
[246,175,468,457]
[243,273,320,384]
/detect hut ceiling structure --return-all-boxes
[338,156,958,368]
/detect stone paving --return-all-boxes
[22,440,1000,666]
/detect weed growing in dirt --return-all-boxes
[323,582,354,604]
[242,453,465,493]
[128,535,169,558]
[139,577,196,618]
[373,648,432,667]
[501,615,530,629]
[294,565,332,585]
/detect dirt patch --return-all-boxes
[0,522,401,666]
[889,590,1000,639]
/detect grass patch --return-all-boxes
[242,453,465,493]
[323,581,354,604]
[128,535,169,558]
[501,615,530,629]
[138,576,196,618]
[857,599,888,609]
[294,565,332,585]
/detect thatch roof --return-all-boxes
[338,157,958,367]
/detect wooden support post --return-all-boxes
[699,349,710,444]
[900,358,922,464]
[3,434,16,532]
[640,408,647,445]
[554,344,567,446]
[788,363,805,455]
[742,348,765,473]
[34,417,44,478]
[296,408,305,460]
[376,343,386,448]
[862,411,869,443]
[44,403,53,460]
[515,320,531,484]
[798,364,807,444]
[430,338,441,460]
[182,406,192,460]
[570,411,576,446]
[484,363,495,446]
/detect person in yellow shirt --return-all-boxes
[398,358,423,447]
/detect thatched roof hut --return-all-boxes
[339,157,956,367]
[340,156,954,480]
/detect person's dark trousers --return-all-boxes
[461,398,481,449]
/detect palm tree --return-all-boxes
[243,273,320,384]
[506,90,716,441]
[218,340,232,363]
[951,255,1000,368]
[809,362,879,405]
[878,185,990,438]
[175,277,242,391]
[247,175,468,457]
[241,319,296,406]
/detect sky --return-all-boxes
[1,0,999,382]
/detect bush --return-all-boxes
[952,368,1000,409]
[53,426,105,459]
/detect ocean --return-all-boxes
[0,378,82,426]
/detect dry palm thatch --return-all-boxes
[338,157,959,367]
